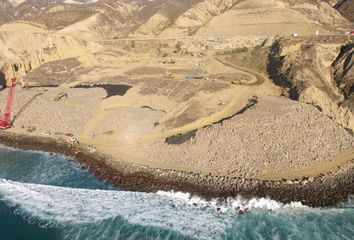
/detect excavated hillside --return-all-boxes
[268,35,354,133]
[0,0,352,38]
[0,31,100,85]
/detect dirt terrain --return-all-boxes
[0,1,353,182]
[0,29,352,180]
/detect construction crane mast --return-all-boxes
[0,77,16,130]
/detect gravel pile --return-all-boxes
[122,96,354,178]
[5,87,105,135]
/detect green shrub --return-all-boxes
[254,45,262,51]
[130,41,136,48]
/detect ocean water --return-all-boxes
[0,146,353,240]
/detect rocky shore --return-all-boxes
[0,131,353,207]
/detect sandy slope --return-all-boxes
[194,0,346,36]
[0,21,50,33]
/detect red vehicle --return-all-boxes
[351,30,354,35]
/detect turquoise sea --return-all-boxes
[0,146,353,240]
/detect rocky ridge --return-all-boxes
[0,0,352,39]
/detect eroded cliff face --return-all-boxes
[131,0,203,37]
[57,1,141,39]
[285,0,350,29]
[0,31,101,85]
[268,36,354,132]
[333,43,354,96]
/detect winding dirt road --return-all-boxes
[78,56,280,149]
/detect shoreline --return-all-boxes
[0,131,353,207]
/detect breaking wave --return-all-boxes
[0,179,302,239]
[0,146,353,239]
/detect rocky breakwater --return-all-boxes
[0,131,353,207]
[0,31,101,86]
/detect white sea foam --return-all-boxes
[0,145,352,240]
[1,179,350,240]
[157,191,308,212]
[0,179,234,239]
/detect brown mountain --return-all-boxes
[0,0,352,39]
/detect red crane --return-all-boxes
[0,77,16,130]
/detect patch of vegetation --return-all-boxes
[254,45,262,51]
[130,41,136,48]
[175,41,183,52]
[159,43,169,48]
[216,47,248,55]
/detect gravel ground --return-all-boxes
[3,87,353,179]
[2,86,106,135]
[93,107,165,140]
[1,131,353,206]
[119,96,354,178]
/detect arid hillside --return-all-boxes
[0,0,352,39]
[335,0,354,22]
[0,1,14,26]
